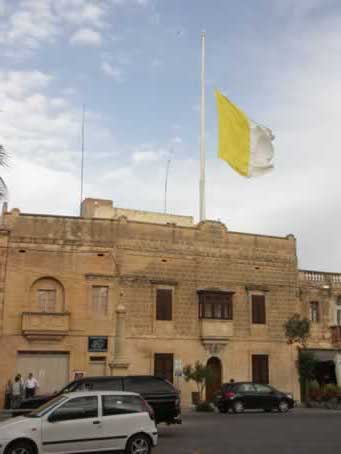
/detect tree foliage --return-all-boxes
[298,351,317,382]
[183,361,213,402]
[284,313,311,348]
[298,350,318,402]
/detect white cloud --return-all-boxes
[0,0,151,57]
[4,156,85,215]
[102,167,133,181]
[70,28,102,47]
[0,69,119,192]
[0,71,51,99]
[0,0,107,56]
[101,62,123,81]
[3,0,58,50]
[54,1,105,28]
[132,146,170,163]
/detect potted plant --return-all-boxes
[183,361,214,412]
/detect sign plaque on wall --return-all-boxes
[88,336,108,352]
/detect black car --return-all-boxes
[214,382,294,414]
[18,375,181,424]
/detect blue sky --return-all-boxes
[1,0,341,271]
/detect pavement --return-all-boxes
[153,407,341,454]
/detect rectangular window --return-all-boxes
[310,302,320,323]
[198,292,233,320]
[251,295,266,324]
[252,354,269,384]
[37,289,56,312]
[51,396,98,421]
[124,376,174,393]
[156,289,172,321]
[102,395,144,416]
[154,353,174,384]
[92,286,109,316]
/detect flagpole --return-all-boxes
[199,31,206,221]
[80,104,85,215]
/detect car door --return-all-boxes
[236,384,258,409]
[253,384,276,409]
[42,395,104,453]
[100,394,149,451]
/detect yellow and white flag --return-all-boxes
[215,89,274,177]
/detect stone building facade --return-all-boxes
[0,198,339,406]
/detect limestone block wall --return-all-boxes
[0,209,301,404]
[298,270,341,348]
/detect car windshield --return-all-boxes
[60,381,81,394]
[25,395,67,418]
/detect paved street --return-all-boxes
[154,408,341,454]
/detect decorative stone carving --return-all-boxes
[197,220,228,233]
[203,342,226,355]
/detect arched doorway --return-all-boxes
[206,357,222,402]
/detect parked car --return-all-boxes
[213,382,294,414]
[18,376,181,425]
[0,391,157,454]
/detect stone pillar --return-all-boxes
[109,303,130,376]
[334,352,341,387]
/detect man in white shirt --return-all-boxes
[25,373,39,398]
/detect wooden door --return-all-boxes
[252,354,269,384]
[154,353,174,383]
[206,357,222,402]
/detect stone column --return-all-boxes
[334,352,341,387]
[109,303,130,375]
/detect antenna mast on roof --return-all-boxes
[80,104,85,215]
[164,157,171,213]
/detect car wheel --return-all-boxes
[126,434,151,454]
[232,400,244,414]
[264,409,272,413]
[219,406,228,413]
[5,440,35,454]
[278,399,289,413]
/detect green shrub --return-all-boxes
[322,384,341,400]
[307,380,321,401]
[195,401,214,412]
[308,380,320,391]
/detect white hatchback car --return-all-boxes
[0,391,157,454]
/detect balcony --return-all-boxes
[22,312,70,340]
[200,319,233,354]
[330,326,341,346]
[299,270,341,285]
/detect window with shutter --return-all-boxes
[198,291,233,320]
[310,301,319,323]
[154,353,174,383]
[38,289,57,312]
[252,354,269,384]
[156,289,172,321]
[92,286,109,316]
[251,294,266,324]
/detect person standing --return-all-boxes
[4,380,12,410]
[11,376,23,409]
[24,373,39,398]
